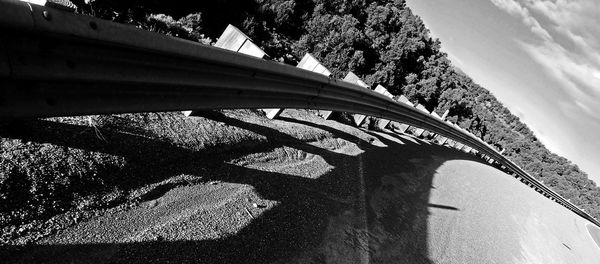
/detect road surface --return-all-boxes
[7,115,600,263]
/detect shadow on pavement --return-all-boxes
[427,203,460,211]
[1,111,484,264]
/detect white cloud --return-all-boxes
[490,0,527,17]
[524,0,600,66]
[490,0,600,122]
[524,0,599,38]
[574,100,594,116]
[519,40,600,119]
[490,0,552,41]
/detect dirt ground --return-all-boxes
[2,109,600,263]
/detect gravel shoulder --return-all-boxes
[2,109,600,263]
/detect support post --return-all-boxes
[184,24,266,116]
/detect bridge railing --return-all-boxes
[1,0,597,227]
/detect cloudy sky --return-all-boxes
[406,0,600,183]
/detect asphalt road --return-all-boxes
[8,118,600,263]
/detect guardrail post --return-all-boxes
[430,110,448,144]
[343,72,370,126]
[449,123,470,151]
[214,25,267,58]
[413,104,430,137]
[390,95,413,133]
[463,146,473,153]
[271,53,334,120]
[443,121,463,149]
[183,24,267,116]
[437,137,449,145]
[444,121,455,145]
[441,109,449,120]
[373,85,394,129]
[264,53,332,119]
[470,148,478,155]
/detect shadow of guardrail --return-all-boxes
[0,112,482,263]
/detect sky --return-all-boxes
[405,0,600,183]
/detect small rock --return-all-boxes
[147,200,158,208]
[252,203,266,208]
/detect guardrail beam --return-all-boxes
[1,0,597,227]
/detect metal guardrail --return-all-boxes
[1,0,598,227]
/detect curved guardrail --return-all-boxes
[1,0,598,227]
